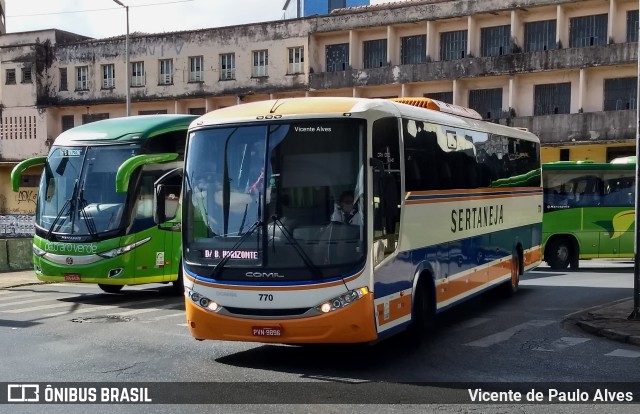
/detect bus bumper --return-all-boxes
[185,294,378,344]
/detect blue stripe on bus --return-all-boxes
[373,223,541,299]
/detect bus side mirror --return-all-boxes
[154,184,167,225]
[11,156,47,192]
[153,168,183,228]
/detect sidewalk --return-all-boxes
[1,269,640,346]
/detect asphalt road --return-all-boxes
[0,260,638,413]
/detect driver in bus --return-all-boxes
[331,190,363,226]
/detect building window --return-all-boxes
[534,83,571,115]
[189,56,203,82]
[440,30,467,61]
[559,148,570,161]
[468,88,503,120]
[5,69,15,85]
[189,107,206,115]
[480,25,512,57]
[252,50,268,77]
[401,35,427,65]
[603,77,637,111]
[102,64,115,89]
[524,20,557,52]
[220,53,235,80]
[138,110,168,115]
[627,10,639,42]
[76,66,88,91]
[82,113,109,124]
[61,115,75,132]
[288,47,304,74]
[606,146,635,162]
[59,68,68,91]
[159,59,173,85]
[21,67,32,83]
[363,39,387,69]
[131,62,145,87]
[424,91,453,104]
[326,43,349,72]
[569,14,608,47]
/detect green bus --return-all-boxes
[11,115,197,293]
[542,157,635,270]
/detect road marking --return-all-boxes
[177,323,188,327]
[0,293,48,304]
[141,312,186,323]
[42,298,166,317]
[464,320,555,347]
[3,302,80,313]
[109,305,182,317]
[605,349,640,358]
[533,337,590,352]
[449,317,491,332]
[0,296,67,308]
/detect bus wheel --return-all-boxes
[406,278,434,344]
[171,266,185,296]
[503,252,520,296]
[98,284,124,294]
[546,238,571,270]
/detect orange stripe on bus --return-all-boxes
[524,247,542,266]
[436,259,511,304]
[186,269,364,291]
[376,294,413,326]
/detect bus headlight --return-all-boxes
[97,237,151,259]
[317,287,369,314]
[188,290,220,313]
[33,244,46,257]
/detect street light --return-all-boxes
[113,0,131,116]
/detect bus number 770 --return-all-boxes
[259,294,274,301]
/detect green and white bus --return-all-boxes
[11,115,197,293]
[542,157,635,270]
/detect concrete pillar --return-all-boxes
[608,0,616,43]
[453,79,461,106]
[557,5,567,49]
[387,25,398,65]
[426,20,437,61]
[401,83,407,98]
[349,30,360,69]
[511,10,523,52]
[508,76,517,117]
[467,15,478,56]
[578,68,586,113]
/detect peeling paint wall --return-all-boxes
[52,20,313,107]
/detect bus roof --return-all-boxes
[191,97,539,143]
[542,160,636,171]
[54,114,198,146]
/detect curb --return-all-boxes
[575,319,640,347]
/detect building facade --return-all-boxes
[1,0,639,221]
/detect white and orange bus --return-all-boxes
[162,97,542,344]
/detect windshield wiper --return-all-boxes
[270,215,322,279]
[77,186,98,240]
[209,219,262,279]
[46,180,78,240]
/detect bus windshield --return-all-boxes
[183,119,366,281]
[37,144,141,237]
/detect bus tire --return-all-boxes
[171,265,185,296]
[503,251,520,296]
[98,284,124,294]
[546,238,572,270]
[406,276,434,344]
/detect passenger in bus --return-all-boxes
[331,190,363,225]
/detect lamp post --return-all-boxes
[113,0,130,116]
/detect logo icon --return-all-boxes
[66,257,74,265]
[7,384,40,402]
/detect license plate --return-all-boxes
[252,326,282,337]
[64,274,81,281]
